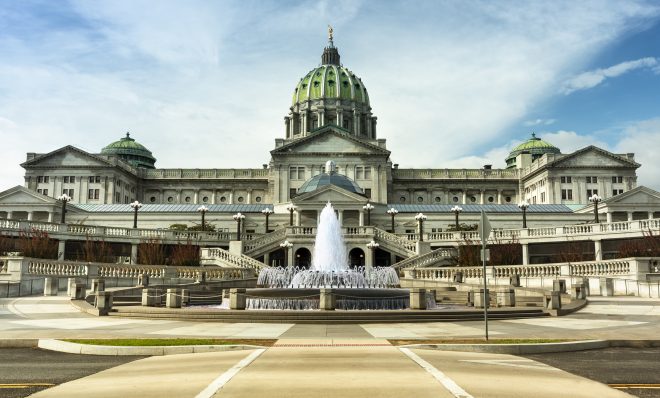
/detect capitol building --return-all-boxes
[1,33,659,267]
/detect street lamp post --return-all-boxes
[415,213,427,242]
[366,240,380,269]
[450,205,463,230]
[363,202,374,226]
[130,201,142,229]
[57,193,71,224]
[387,208,398,233]
[279,240,293,267]
[518,200,529,229]
[286,205,297,226]
[197,205,208,231]
[261,208,273,233]
[232,212,245,241]
[589,194,602,223]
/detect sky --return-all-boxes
[1,0,660,189]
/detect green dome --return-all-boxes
[506,133,560,168]
[101,133,156,169]
[292,65,370,107]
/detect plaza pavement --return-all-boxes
[1,294,659,397]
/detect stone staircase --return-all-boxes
[373,228,417,258]
[200,247,268,270]
[243,228,287,258]
[392,247,454,270]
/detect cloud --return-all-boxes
[613,118,660,188]
[524,118,556,127]
[561,57,659,94]
[0,1,659,191]
[537,130,609,153]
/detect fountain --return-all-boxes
[245,202,429,310]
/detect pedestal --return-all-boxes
[409,288,427,310]
[141,288,162,307]
[230,288,246,310]
[166,288,182,308]
[319,288,335,311]
[44,277,58,296]
[473,288,490,308]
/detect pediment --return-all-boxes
[0,186,58,205]
[551,146,639,169]
[293,184,367,204]
[604,186,660,205]
[22,146,112,168]
[271,127,390,156]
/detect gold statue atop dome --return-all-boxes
[328,25,333,41]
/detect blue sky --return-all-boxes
[1,0,660,188]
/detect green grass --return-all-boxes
[389,338,574,346]
[63,338,275,347]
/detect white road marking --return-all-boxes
[399,347,474,398]
[460,359,561,371]
[195,348,266,398]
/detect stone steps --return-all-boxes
[108,306,545,323]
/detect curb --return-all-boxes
[37,339,267,356]
[404,339,660,354]
[0,339,39,348]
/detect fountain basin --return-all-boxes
[244,288,411,310]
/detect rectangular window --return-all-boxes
[289,166,305,180]
[41,189,48,196]
[88,189,99,200]
[612,189,624,196]
[124,195,129,203]
[560,176,572,184]
[289,188,297,199]
[561,189,573,200]
[586,176,598,183]
[364,166,371,179]
[541,192,545,202]
[364,188,372,198]
[586,189,599,199]
[62,189,74,197]
[37,176,43,183]
[355,166,372,180]
[117,180,121,187]
[116,193,121,202]
[612,176,623,184]
[63,176,69,184]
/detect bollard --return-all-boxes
[599,278,614,296]
[496,288,516,307]
[70,282,86,300]
[509,274,521,287]
[44,277,59,296]
[580,277,591,296]
[138,273,150,287]
[553,279,567,294]
[453,271,464,283]
[180,289,190,306]
[196,271,206,283]
[141,288,162,307]
[571,283,586,300]
[166,288,182,308]
[544,291,561,309]
[91,278,105,293]
[473,288,490,308]
[319,288,335,311]
[230,288,246,310]
[409,288,427,310]
[95,291,113,315]
[467,290,475,307]
[67,277,80,296]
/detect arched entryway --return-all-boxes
[374,248,391,267]
[348,248,365,267]
[295,247,311,268]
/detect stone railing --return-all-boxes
[392,248,454,270]
[200,248,267,270]
[141,168,269,179]
[244,228,287,255]
[373,228,417,255]
[1,257,253,282]
[569,260,631,276]
[392,168,520,180]
[492,264,561,278]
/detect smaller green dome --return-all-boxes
[506,133,560,168]
[101,132,156,169]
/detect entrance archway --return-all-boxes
[348,248,365,267]
[295,247,311,268]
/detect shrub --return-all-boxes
[138,239,166,265]
[18,229,59,259]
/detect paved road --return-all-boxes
[0,348,144,398]
[525,347,660,398]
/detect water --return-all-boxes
[311,202,349,272]
[257,265,400,288]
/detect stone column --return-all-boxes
[627,212,633,221]
[497,190,502,204]
[522,243,529,266]
[47,212,53,222]
[131,243,138,264]
[358,211,364,226]
[649,212,654,219]
[285,117,291,138]
[57,240,66,261]
[594,240,603,261]
[247,189,252,204]
[7,211,13,220]
[480,190,485,204]
[295,211,301,226]
[338,210,344,226]
[27,212,33,221]
[606,212,612,223]
[462,191,467,204]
